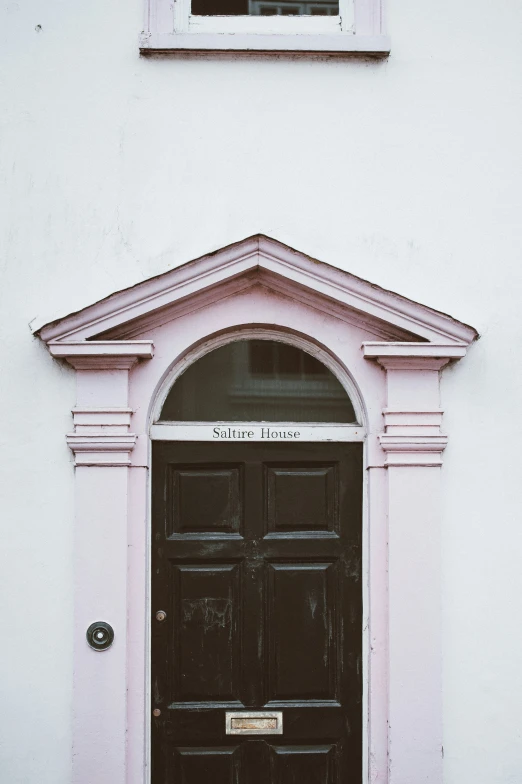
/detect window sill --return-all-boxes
[139,32,391,55]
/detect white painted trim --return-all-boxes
[143,0,384,50]
[139,31,390,52]
[151,422,365,441]
[172,0,353,35]
[187,15,342,34]
[48,340,154,358]
[363,341,468,360]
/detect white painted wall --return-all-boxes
[1,0,522,780]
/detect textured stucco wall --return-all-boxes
[1,0,522,780]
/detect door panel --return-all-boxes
[269,744,338,784]
[152,442,362,783]
[174,745,241,784]
[167,464,243,536]
[266,465,337,533]
[267,562,338,701]
[173,563,242,703]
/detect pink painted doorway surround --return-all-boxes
[36,235,477,784]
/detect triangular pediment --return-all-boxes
[36,235,477,346]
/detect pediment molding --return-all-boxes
[35,235,478,347]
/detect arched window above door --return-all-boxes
[160,339,357,423]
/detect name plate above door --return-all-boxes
[151,423,365,442]
[225,711,283,735]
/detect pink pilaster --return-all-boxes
[364,343,467,784]
[48,342,153,784]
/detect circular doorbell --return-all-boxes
[86,621,114,651]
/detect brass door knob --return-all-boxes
[155,610,167,622]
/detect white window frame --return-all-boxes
[140,0,390,54]
[174,0,348,35]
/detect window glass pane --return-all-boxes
[160,340,357,423]
[191,0,338,16]
[277,343,301,375]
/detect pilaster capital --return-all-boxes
[47,341,153,465]
[48,340,154,370]
[363,341,467,369]
[363,342,466,467]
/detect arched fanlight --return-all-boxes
[160,339,357,423]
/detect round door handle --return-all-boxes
[155,610,167,622]
[86,621,114,651]
[153,708,161,717]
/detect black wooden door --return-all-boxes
[152,441,362,784]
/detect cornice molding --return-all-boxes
[72,408,133,426]
[363,341,468,369]
[379,434,448,467]
[35,236,478,347]
[48,340,154,370]
[66,433,137,466]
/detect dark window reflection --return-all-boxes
[191,0,338,15]
[249,341,328,378]
[160,340,357,423]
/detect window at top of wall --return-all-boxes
[192,0,338,15]
[140,0,390,54]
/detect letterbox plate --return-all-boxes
[225,711,283,735]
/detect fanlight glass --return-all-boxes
[160,340,357,423]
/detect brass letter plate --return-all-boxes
[225,711,283,735]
